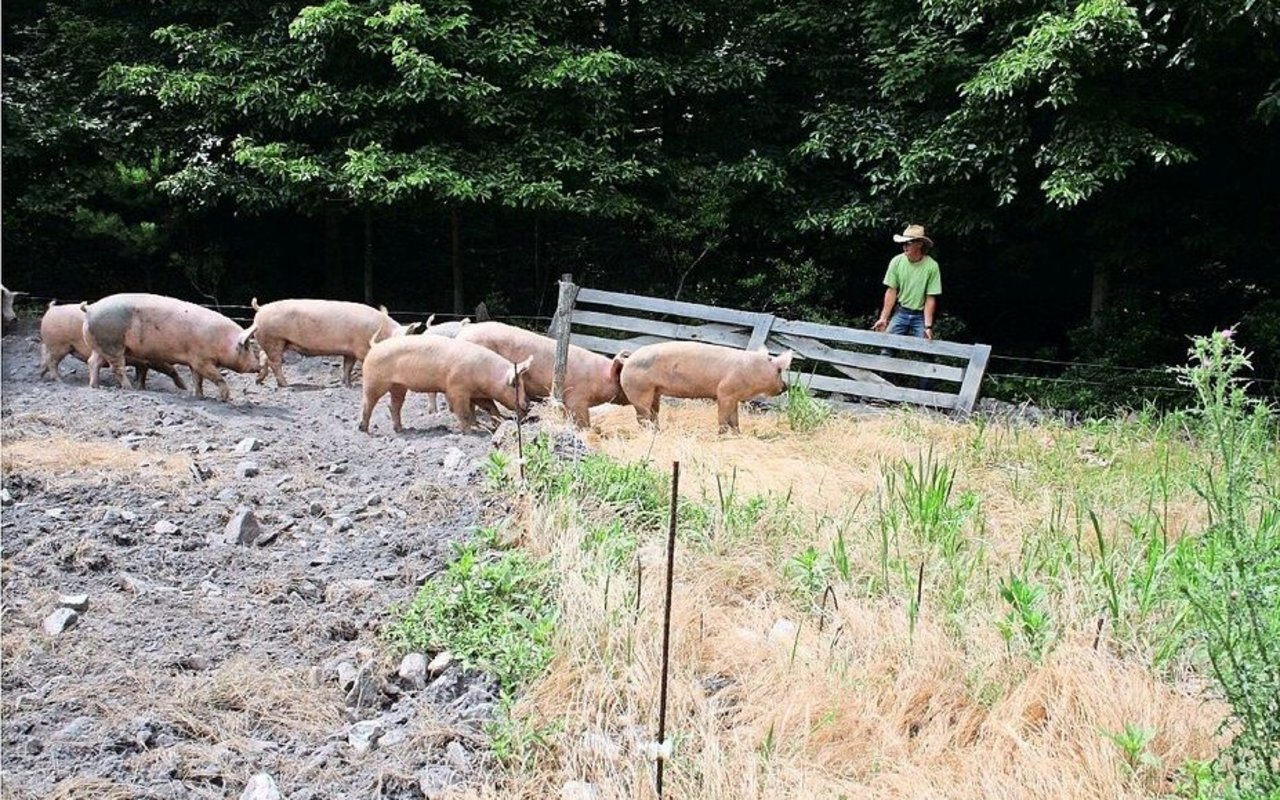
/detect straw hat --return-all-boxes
[892,224,933,247]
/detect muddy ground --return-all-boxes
[0,319,528,799]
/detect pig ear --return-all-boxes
[515,356,533,375]
[772,351,794,372]
[460,318,471,326]
[424,313,436,328]
[379,305,389,314]
[237,324,258,350]
[251,297,260,310]
[404,322,424,335]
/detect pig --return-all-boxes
[40,300,187,389]
[2,284,23,326]
[619,341,795,433]
[421,316,470,413]
[456,321,628,427]
[358,333,532,434]
[82,293,259,401]
[250,298,420,388]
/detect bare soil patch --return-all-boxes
[1,320,511,799]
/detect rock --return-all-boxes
[45,508,67,520]
[233,437,261,455]
[57,594,90,613]
[331,516,353,533]
[427,651,454,676]
[1,488,12,506]
[237,461,260,479]
[325,579,378,605]
[336,661,359,691]
[397,653,427,689]
[364,493,382,507]
[347,719,383,756]
[768,619,798,646]
[445,740,469,771]
[561,781,601,800]
[441,448,467,473]
[223,507,262,546]
[418,766,459,800]
[240,772,281,800]
[216,488,240,503]
[308,501,325,517]
[43,608,78,636]
[154,520,179,535]
[345,660,383,710]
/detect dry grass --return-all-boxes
[485,403,1224,799]
[0,436,191,478]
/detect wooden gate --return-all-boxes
[548,277,992,414]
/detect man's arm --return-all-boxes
[923,295,938,340]
[872,287,898,332]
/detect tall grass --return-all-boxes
[381,334,1280,797]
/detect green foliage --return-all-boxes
[388,531,556,695]
[1172,329,1280,796]
[781,380,833,433]
[997,574,1051,659]
[1102,722,1162,774]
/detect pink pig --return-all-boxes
[619,341,794,432]
[456,321,628,427]
[359,334,532,434]
[251,298,420,388]
[40,300,186,389]
[82,293,259,401]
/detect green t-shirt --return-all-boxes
[883,254,942,311]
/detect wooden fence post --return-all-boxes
[551,273,579,403]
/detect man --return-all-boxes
[871,224,941,340]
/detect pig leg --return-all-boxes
[258,339,288,387]
[87,351,102,388]
[447,389,476,433]
[567,402,591,429]
[104,353,132,390]
[190,360,230,400]
[388,385,408,433]
[358,384,385,432]
[136,365,150,389]
[39,345,65,381]
[155,363,187,390]
[341,356,356,388]
[427,393,439,414]
[472,399,506,431]
[717,398,741,434]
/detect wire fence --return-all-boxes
[10,292,1274,393]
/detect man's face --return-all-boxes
[902,240,925,261]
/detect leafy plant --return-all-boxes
[997,574,1051,659]
[781,380,832,433]
[1102,722,1161,774]
[388,537,556,695]
[1172,328,1280,796]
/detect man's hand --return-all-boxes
[872,317,888,332]
[924,327,934,341]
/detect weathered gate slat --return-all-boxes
[786,371,959,409]
[771,319,976,359]
[773,333,964,384]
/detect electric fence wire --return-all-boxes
[9,293,1274,389]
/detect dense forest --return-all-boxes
[4,0,1278,409]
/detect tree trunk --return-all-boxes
[324,205,343,298]
[363,209,374,305]
[451,207,464,315]
[1090,260,1110,332]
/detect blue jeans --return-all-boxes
[887,306,925,338]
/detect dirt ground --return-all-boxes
[0,318,518,799]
